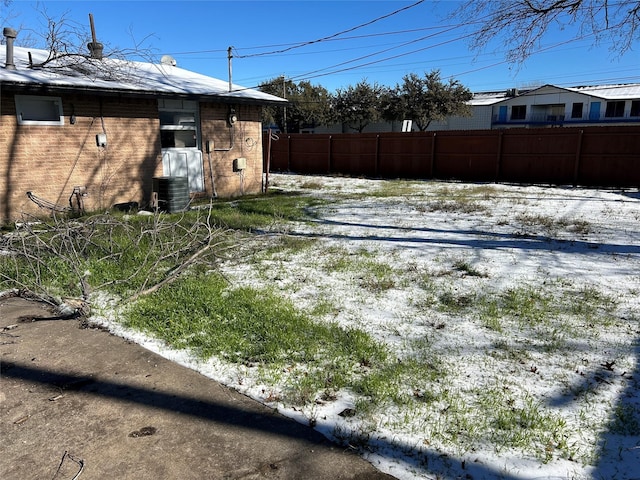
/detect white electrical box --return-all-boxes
[233,157,247,171]
[96,133,107,147]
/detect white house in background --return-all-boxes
[487,84,640,129]
[314,83,640,133]
[429,83,640,131]
[425,90,506,131]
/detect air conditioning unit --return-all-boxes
[152,176,190,213]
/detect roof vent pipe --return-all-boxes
[3,27,17,70]
[87,14,103,59]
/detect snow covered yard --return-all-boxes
[107,174,640,479]
[219,174,640,480]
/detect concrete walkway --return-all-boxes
[1,296,395,479]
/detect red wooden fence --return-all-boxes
[264,126,640,187]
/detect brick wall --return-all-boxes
[0,91,266,223]
[199,102,264,198]
[1,92,163,222]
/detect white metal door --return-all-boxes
[161,148,204,192]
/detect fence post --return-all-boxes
[328,135,332,174]
[495,131,503,182]
[573,129,584,187]
[375,134,380,177]
[430,133,436,178]
[287,135,291,172]
[264,129,272,193]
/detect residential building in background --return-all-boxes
[313,83,640,133]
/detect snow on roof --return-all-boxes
[565,83,640,100]
[470,83,640,106]
[3,44,637,107]
[0,46,286,105]
[469,91,510,106]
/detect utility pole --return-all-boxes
[283,76,287,133]
[227,46,233,92]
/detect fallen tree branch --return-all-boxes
[126,238,213,303]
[51,450,84,480]
[1,205,234,312]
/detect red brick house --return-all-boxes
[0,29,285,223]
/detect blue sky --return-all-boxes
[3,0,639,93]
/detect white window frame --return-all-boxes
[15,95,64,126]
[158,99,200,149]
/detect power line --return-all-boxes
[241,8,505,86]
[236,34,600,85]
[220,1,636,94]
[235,24,474,53]
[286,24,465,82]
[168,3,497,88]
[288,28,476,83]
[167,23,483,59]
[284,21,628,87]
[450,32,600,81]
[241,31,635,92]
[233,0,427,59]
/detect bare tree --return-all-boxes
[0,0,12,28]
[453,0,640,62]
[10,7,157,81]
[1,0,38,47]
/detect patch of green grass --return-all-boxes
[438,288,475,313]
[476,386,569,462]
[300,180,325,190]
[433,184,498,199]
[320,249,396,292]
[515,213,591,236]
[417,260,483,313]
[124,274,392,405]
[481,286,551,325]
[309,297,339,318]
[452,259,488,277]
[357,259,396,293]
[260,235,318,257]
[609,403,640,436]
[202,193,325,230]
[353,356,443,407]
[481,302,504,332]
[476,283,619,349]
[322,248,361,273]
[369,180,426,198]
[565,285,617,322]
[424,199,488,214]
